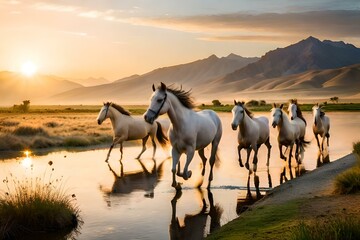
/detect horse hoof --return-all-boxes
[245,163,250,170]
[105,159,108,163]
[253,164,257,172]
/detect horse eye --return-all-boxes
[240,110,244,113]
[157,99,163,103]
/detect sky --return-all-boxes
[0,0,359,80]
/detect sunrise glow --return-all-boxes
[21,61,37,77]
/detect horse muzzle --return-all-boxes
[231,124,238,130]
[144,112,155,124]
[272,122,277,128]
[97,119,101,125]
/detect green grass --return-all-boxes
[291,216,360,240]
[0,162,81,239]
[207,200,300,240]
[334,141,360,194]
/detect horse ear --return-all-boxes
[160,82,166,91]
[280,104,284,109]
[152,84,155,92]
[241,101,245,105]
[234,100,237,105]
[272,103,276,108]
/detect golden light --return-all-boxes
[20,61,37,77]
[21,150,33,168]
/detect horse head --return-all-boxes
[97,102,111,125]
[144,82,169,124]
[271,103,283,128]
[231,100,245,130]
[288,100,297,120]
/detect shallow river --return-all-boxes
[1,112,359,239]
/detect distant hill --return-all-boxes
[220,36,360,85]
[202,63,360,102]
[71,77,110,87]
[0,71,83,105]
[49,54,259,104]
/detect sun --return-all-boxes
[21,61,38,77]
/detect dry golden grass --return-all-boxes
[0,113,113,151]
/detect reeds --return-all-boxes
[291,216,360,240]
[333,141,360,194]
[0,161,81,238]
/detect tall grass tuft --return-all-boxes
[291,216,360,240]
[0,161,81,239]
[334,141,360,194]
[13,126,49,136]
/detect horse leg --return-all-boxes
[321,135,326,152]
[171,148,181,189]
[151,136,157,159]
[183,147,195,180]
[288,144,294,169]
[326,133,330,147]
[237,145,244,167]
[245,147,251,170]
[105,143,114,162]
[208,140,220,187]
[119,142,123,161]
[294,140,300,164]
[198,148,207,176]
[265,138,272,167]
[315,134,321,151]
[279,144,286,160]
[176,161,182,177]
[252,145,259,172]
[136,135,149,159]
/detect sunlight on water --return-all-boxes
[21,150,33,168]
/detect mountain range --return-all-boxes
[1,36,360,105]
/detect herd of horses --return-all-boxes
[96,82,331,190]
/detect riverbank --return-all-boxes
[206,153,360,239]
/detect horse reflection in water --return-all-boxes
[169,189,223,240]
[236,169,272,215]
[100,159,166,206]
[280,164,307,184]
[316,149,330,168]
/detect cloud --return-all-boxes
[33,2,78,12]
[133,10,360,41]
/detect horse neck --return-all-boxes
[277,111,291,133]
[239,111,253,134]
[108,107,125,129]
[314,111,322,127]
[166,93,191,130]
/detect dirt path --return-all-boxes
[256,153,358,206]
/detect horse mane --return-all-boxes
[106,102,131,116]
[236,102,254,118]
[289,99,306,125]
[162,85,195,109]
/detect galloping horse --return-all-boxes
[271,104,302,167]
[231,100,271,172]
[144,82,222,189]
[312,103,330,152]
[287,99,309,163]
[97,102,168,162]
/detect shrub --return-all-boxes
[13,126,48,136]
[63,136,90,147]
[0,161,81,238]
[0,135,26,151]
[246,100,259,107]
[212,99,222,106]
[44,122,60,128]
[0,121,19,127]
[291,216,360,240]
[334,167,360,194]
[353,142,360,156]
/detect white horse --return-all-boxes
[97,102,168,162]
[287,99,309,163]
[144,82,222,189]
[312,103,330,152]
[271,103,302,167]
[231,100,271,172]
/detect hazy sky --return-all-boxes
[1,0,359,80]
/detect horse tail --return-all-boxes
[155,121,168,147]
[299,137,310,151]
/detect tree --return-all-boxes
[212,99,222,106]
[330,96,339,104]
[13,100,30,113]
